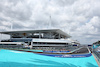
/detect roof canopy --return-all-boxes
[0,29,71,38]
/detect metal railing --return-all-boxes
[0,45,23,49]
[93,50,100,58]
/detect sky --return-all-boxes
[0,0,100,44]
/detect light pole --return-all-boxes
[10,20,13,31]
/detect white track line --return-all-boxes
[87,47,91,53]
[69,47,83,53]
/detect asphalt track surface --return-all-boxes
[72,47,89,53]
